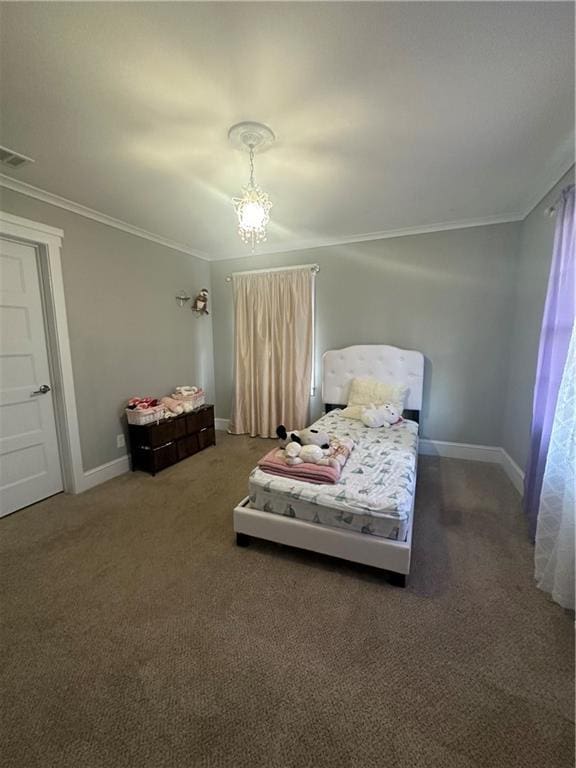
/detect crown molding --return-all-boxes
[3,147,573,264]
[214,212,525,260]
[0,174,210,262]
[520,141,575,218]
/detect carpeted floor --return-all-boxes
[1,432,573,768]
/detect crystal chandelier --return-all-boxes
[229,122,275,250]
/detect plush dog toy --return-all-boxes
[283,442,326,466]
[276,425,331,450]
[361,402,403,429]
[282,438,354,470]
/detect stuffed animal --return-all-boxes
[192,289,209,315]
[176,386,194,395]
[361,402,403,429]
[282,438,354,470]
[161,396,185,417]
[127,397,160,411]
[171,386,200,412]
[283,442,326,466]
[276,425,331,450]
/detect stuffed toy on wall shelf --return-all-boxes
[192,289,209,315]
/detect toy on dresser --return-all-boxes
[170,386,206,413]
[125,396,165,425]
[161,396,185,416]
[127,396,160,411]
[125,385,206,424]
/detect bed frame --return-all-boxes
[233,345,425,586]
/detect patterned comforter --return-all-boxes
[249,409,418,520]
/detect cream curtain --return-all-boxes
[230,267,314,437]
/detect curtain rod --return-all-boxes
[225,263,320,283]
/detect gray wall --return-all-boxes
[3,165,571,473]
[0,188,215,471]
[501,167,575,470]
[211,223,521,446]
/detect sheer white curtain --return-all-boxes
[230,267,314,438]
[534,321,576,610]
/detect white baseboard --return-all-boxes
[77,455,130,493]
[499,449,525,495]
[419,439,524,496]
[75,416,233,494]
[418,438,502,464]
[72,433,525,497]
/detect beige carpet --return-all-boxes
[1,432,573,768]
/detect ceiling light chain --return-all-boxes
[249,145,255,186]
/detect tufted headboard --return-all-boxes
[322,345,424,415]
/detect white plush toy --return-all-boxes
[284,442,326,466]
[361,402,403,429]
[176,386,199,396]
[173,386,200,413]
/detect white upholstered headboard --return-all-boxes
[322,345,424,411]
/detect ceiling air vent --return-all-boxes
[0,145,35,169]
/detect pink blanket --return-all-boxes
[258,439,354,485]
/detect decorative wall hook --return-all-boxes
[175,291,191,307]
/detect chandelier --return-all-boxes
[229,122,275,249]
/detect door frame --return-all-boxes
[0,210,84,494]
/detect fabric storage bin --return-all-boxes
[198,427,216,450]
[177,434,200,460]
[144,418,185,448]
[133,442,178,475]
[128,405,215,476]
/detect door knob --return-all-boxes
[32,384,51,395]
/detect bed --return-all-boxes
[233,344,424,586]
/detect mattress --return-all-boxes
[249,410,418,541]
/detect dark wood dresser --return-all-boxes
[128,404,215,475]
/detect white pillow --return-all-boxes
[341,377,407,420]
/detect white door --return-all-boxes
[0,237,63,516]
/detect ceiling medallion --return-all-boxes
[228,121,275,250]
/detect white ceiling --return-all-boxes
[0,2,574,260]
